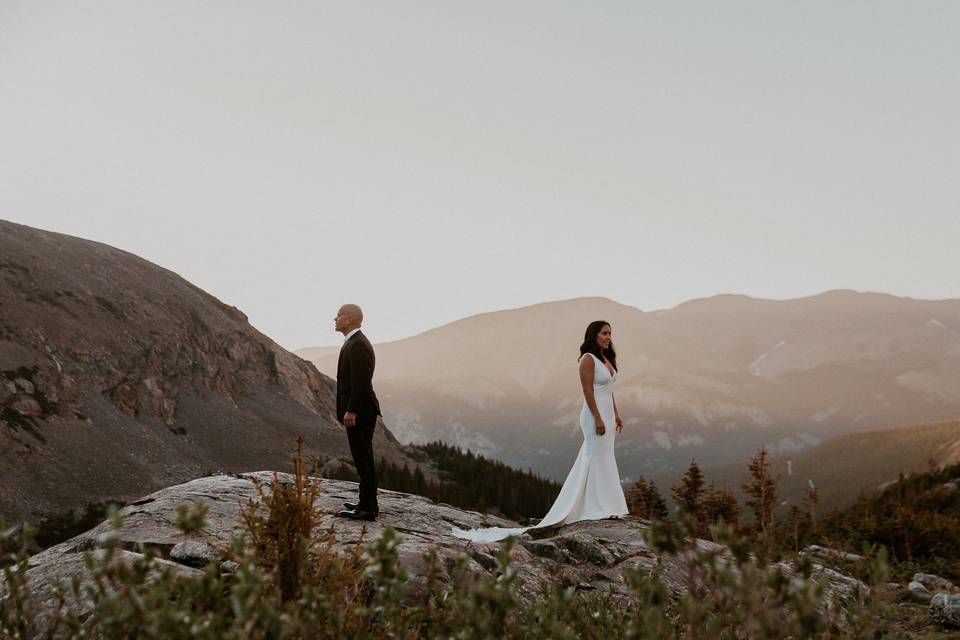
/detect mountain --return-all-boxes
[651,419,960,514]
[0,220,417,523]
[297,293,960,481]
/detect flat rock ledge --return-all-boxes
[5,472,866,627]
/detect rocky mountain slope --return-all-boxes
[0,220,417,523]
[298,293,960,481]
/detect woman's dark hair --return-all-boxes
[579,320,617,371]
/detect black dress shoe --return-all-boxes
[343,501,359,511]
[335,508,379,521]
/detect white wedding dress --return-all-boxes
[451,352,629,542]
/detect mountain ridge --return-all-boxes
[0,219,418,523]
[297,291,960,481]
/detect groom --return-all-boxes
[334,304,382,521]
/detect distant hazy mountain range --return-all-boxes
[0,220,418,523]
[297,293,960,481]
[651,419,960,514]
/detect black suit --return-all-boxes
[336,330,382,511]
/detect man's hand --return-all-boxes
[344,412,357,427]
[615,415,624,433]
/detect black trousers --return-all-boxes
[346,413,378,511]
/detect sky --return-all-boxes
[2,2,958,350]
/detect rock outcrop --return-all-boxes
[800,544,865,564]
[908,580,935,603]
[915,573,960,628]
[914,573,957,595]
[0,220,417,523]
[10,472,868,629]
[930,594,960,628]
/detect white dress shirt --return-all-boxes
[343,328,360,343]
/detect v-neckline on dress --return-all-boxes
[589,352,616,378]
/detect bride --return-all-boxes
[452,320,629,542]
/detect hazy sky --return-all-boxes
[2,2,958,350]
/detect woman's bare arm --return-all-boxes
[612,393,623,432]
[579,355,606,435]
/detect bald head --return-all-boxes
[334,304,364,335]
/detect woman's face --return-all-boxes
[596,324,612,350]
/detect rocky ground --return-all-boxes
[16,472,953,636]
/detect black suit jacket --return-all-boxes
[336,330,382,423]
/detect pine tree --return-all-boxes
[413,466,426,494]
[625,477,668,520]
[741,447,778,542]
[646,480,668,520]
[625,478,647,516]
[802,483,819,538]
[671,461,706,533]
[787,505,802,552]
[702,483,740,532]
